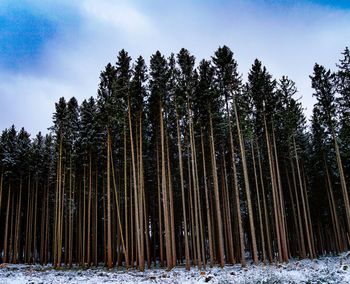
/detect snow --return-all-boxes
[1,254,350,283]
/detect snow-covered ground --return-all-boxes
[1,254,350,283]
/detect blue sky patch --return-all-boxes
[310,0,350,9]
[0,7,56,70]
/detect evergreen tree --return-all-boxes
[336,47,350,184]
[310,63,350,239]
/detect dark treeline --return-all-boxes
[1,46,350,270]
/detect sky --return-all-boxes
[0,0,350,136]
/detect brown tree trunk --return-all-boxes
[232,96,258,264]
[324,157,342,252]
[159,100,173,270]
[251,140,266,263]
[3,184,11,263]
[124,125,129,268]
[332,128,350,237]
[13,179,22,263]
[0,172,3,216]
[106,129,113,268]
[156,142,164,267]
[201,129,214,267]
[176,109,190,270]
[209,111,225,267]
[128,98,142,270]
[263,115,282,262]
[290,158,306,258]
[256,139,272,262]
[293,136,313,258]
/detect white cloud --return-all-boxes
[81,0,154,35]
[0,71,77,135]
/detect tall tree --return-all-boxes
[311,63,350,241]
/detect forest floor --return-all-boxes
[1,253,350,283]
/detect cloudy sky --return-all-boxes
[0,0,349,135]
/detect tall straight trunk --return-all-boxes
[165,129,176,267]
[201,129,214,267]
[290,158,306,258]
[109,138,128,267]
[45,179,50,264]
[124,125,129,268]
[256,139,272,262]
[270,140,285,262]
[26,177,32,263]
[193,122,205,268]
[95,167,98,266]
[160,100,173,270]
[225,99,245,266]
[285,168,300,257]
[87,153,92,266]
[0,172,3,215]
[3,184,11,263]
[9,192,15,263]
[129,169,134,267]
[61,166,66,265]
[232,96,258,264]
[156,142,164,266]
[331,128,350,236]
[272,129,288,262]
[55,137,63,267]
[32,180,38,262]
[142,186,151,268]
[324,157,342,252]
[82,165,86,265]
[137,114,145,270]
[106,129,113,268]
[68,157,73,267]
[188,106,202,268]
[251,140,266,263]
[13,179,22,263]
[188,152,197,265]
[40,184,47,264]
[263,115,282,262]
[176,108,190,270]
[54,137,62,267]
[128,98,142,270]
[293,136,313,258]
[301,169,315,256]
[102,176,106,264]
[209,110,225,267]
[221,166,229,264]
[222,150,235,264]
[64,185,68,265]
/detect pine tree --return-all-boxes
[194,59,225,267]
[336,47,350,185]
[310,63,350,239]
[247,60,289,262]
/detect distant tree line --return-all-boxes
[1,46,350,270]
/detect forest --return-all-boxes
[0,46,350,271]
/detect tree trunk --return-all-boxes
[251,140,266,263]
[201,129,214,267]
[324,157,342,252]
[106,129,113,268]
[293,136,313,258]
[256,139,272,262]
[225,99,245,266]
[232,95,258,264]
[332,128,350,236]
[263,115,282,262]
[209,110,225,267]
[3,184,11,263]
[176,108,190,270]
